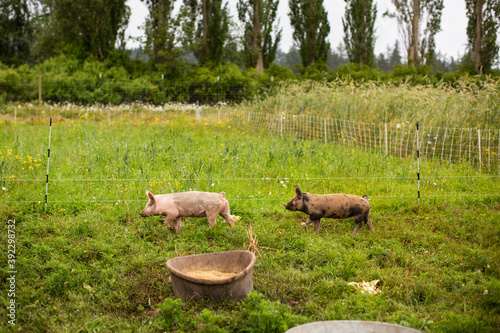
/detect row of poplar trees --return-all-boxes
[1,0,499,74]
[141,0,329,71]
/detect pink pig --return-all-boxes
[140,190,235,231]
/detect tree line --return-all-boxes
[0,0,499,79]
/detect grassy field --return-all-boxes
[0,112,499,332]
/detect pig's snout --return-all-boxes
[140,211,149,217]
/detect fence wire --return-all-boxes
[203,108,500,173]
[1,107,500,206]
[4,193,500,205]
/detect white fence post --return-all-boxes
[384,123,388,155]
[488,129,491,170]
[441,128,448,161]
[45,118,53,210]
[449,128,455,164]
[478,129,481,171]
[417,123,420,204]
[324,118,327,145]
[459,129,463,162]
[469,129,472,165]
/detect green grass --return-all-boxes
[0,112,499,332]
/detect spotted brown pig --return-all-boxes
[140,190,235,232]
[284,185,373,235]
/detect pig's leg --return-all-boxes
[359,210,374,232]
[173,217,181,232]
[353,216,363,235]
[164,214,177,230]
[220,210,235,227]
[313,219,321,233]
[207,212,218,228]
[365,216,374,232]
[305,217,321,233]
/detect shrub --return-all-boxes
[157,298,195,331]
[237,292,301,333]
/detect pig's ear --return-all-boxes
[146,190,156,204]
[294,185,302,199]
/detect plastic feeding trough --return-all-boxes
[165,250,256,301]
[285,321,421,333]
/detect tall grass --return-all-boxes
[243,77,500,129]
[0,112,499,332]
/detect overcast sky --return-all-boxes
[125,0,473,60]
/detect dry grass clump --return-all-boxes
[245,225,261,256]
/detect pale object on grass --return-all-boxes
[348,279,381,295]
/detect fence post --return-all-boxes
[488,129,491,171]
[432,127,439,160]
[45,118,53,210]
[469,129,472,165]
[384,123,388,155]
[449,128,455,165]
[38,72,42,106]
[478,129,481,171]
[280,115,283,137]
[416,123,420,204]
[441,128,448,161]
[459,129,463,162]
[324,118,327,145]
